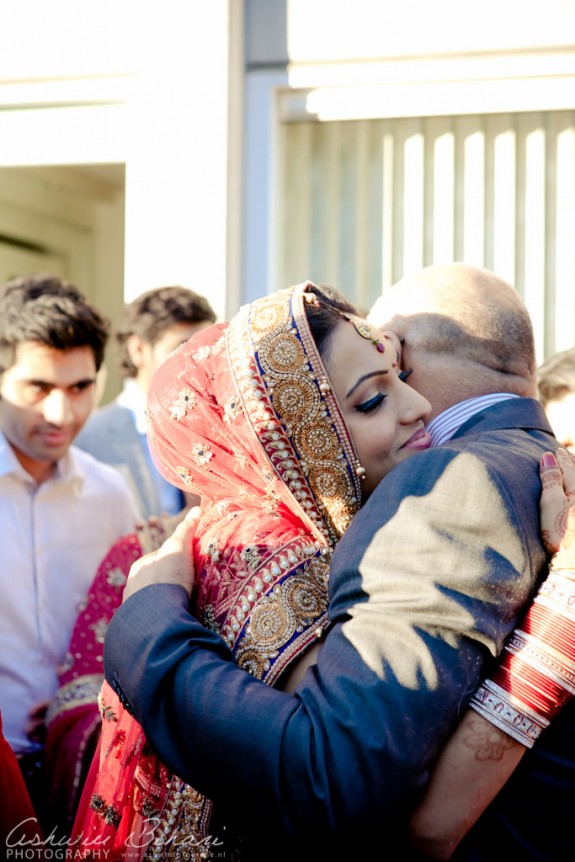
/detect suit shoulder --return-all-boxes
[75,400,133,450]
[79,400,129,432]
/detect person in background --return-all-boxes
[44,518,175,839]
[0,273,140,831]
[536,345,575,453]
[76,285,216,518]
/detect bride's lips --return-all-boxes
[401,427,432,451]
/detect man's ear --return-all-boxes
[126,334,146,370]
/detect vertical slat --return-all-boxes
[280,110,575,339]
[545,113,559,356]
[323,122,341,286]
[429,117,455,264]
[518,113,546,361]
[354,120,369,312]
[308,122,325,280]
[551,114,575,352]
[401,118,425,276]
[458,116,485,265]
[381,125,394,291]
[423,118,435,266]
[483,114,495,271]
[364,121,383,308]
[336,122,358,293]
[282,122,312,286]
[309,121,331,282]
[491,114,517,286]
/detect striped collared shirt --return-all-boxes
[427,393,519,447]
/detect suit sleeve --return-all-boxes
[104,446,542,835]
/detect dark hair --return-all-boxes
[304,283,358,361]
[537,347,575,406]
[117,285,217,378]
[0,273,109,374]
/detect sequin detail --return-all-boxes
[191,443,213,466]
[170,389,197,420]
[228,286,362,547]
[139,284,363,858]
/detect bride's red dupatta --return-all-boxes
[72,286,363,860]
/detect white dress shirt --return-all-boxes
[0,432,139,753]
[427,393,519,446]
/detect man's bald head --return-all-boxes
[368,264,537,419]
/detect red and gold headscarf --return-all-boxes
[147,282,363,683]
[74,283,364,861]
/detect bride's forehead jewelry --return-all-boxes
[343,317,386,354]
[303,288,392,358]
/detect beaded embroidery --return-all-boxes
[137,284,363,858]
[45,674,104,726]
[229,284,362,546]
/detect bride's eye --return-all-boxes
[398,368,413,382]
[355,393,385,414]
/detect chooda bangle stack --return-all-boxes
[470,555,575,747]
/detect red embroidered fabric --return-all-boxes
[0,711,44,851]
[73,284,363,860]
[45,534,142,835]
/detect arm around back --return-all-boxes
[104,441,547,837]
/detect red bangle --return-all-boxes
[470,568,575,745]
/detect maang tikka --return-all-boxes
[303,286,389,357]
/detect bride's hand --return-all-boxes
[540,449,575,555]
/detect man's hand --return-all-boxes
[123,507,200,603]
[539,449,575,555]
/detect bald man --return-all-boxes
[103,265,558,861]
[369,263,537,419]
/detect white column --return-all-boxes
[123,1,231,322]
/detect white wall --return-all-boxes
[0,0,235,323]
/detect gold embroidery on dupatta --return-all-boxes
[234,554,329,681]
[169,389,197,420]
[228,286,361,549]
[144,285,362,858]
[45,674,104,725]
[216,283,362,684]
[143,781,213,862]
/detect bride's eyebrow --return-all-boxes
[346,369,388,399]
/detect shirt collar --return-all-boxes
[427,393,519,447]
[0,430,84,489]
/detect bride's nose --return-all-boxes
[400,384,431,424]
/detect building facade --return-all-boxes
[0,0,574,394]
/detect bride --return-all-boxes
[72,280,430,860]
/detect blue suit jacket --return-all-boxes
[76,399,183,519]
[104,398,561,859]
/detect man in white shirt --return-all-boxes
[76,285,216,518]
[0,273,140,822]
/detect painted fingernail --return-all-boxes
[542,452,557,468]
